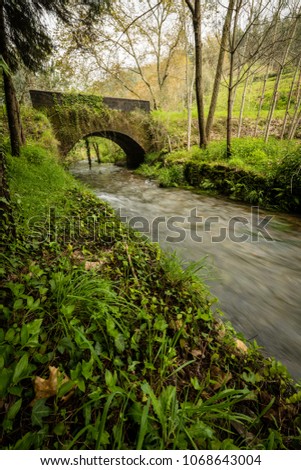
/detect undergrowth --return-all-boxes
[136,138,301,212]
[0,147,300,450]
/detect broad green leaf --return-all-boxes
[31,399,51,427]
[141,382,163,422]
[7,398,22,420]
[154,315,168,331]
[12,354,29,384]
[114,334,125,353]
[0,328,5,342]
[81,358,94,380]
[0,368,13,397]
[97,430,110,445]
[26,296,34,308]
[13,299,23,310]
[28,319,43,336]
[57,380,75,398]
[191,377,202,390]
[53,422,65,436]
[20,324,29,346]
[105,369,117,388]
[106,316,117,338]
[13,432,35,450]
[5,328,15,342]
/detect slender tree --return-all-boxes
[280,56,301,139]
[61,0,184,110]
[206,0,235,140]
[184,0,207,148]
[264,15,299,142]
[0,57,15,241]
[93,141,101,164]
[85,137,92,170]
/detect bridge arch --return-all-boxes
[29,90,156,169]
[68,130,145,169]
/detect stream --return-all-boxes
[70,161,301,380]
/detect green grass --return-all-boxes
[1,145,301,449]
[7,145,78,231]
[137,137,301,211]
[152,69,300,146]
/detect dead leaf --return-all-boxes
[214,319,226,339]
[31,366,72,405]
[84,260,104,270]
[211,366,233,390]
[71,250,84,261]
[191,349,204,358]
[235,339,248,354]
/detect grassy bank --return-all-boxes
[136,138,301,213]
[0,146,300,450]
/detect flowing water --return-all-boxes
[70,161,301,380]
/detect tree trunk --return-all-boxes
[288,65,301,139]
[254,63,270,137]
[92,142,101,164]
[3,73,24,156]
[206,0,234,140]
[281,57,301,139]
[0,1,24,156]
[237,74,251,138]
[227,54,235,158]
[0,71,16,243]
[226,0,242,158]
[186,62,195,150]
[264,20,298,142]
[85,138,92,169]
[186,0,207,148]
[288,108,301,140]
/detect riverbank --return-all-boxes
[1,147,300,449]
[136,138,301,214]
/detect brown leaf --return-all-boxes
[191,349,204,358]
[31,366,70,405]
[84,260,104,270]
[211,366,233,390]
[235,339,248,354]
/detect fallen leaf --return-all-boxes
[191,349,204,358]
[235,339,248,354]
[211,366,233,390]
[31,366,72,405]
[84,261,104,270]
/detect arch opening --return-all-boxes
[66,131,146,169]
[90,131,145,169]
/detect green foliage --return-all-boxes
[143,138,301,212]
[20,107,59,154]
[7,146,77,228]
[1,148,301,450]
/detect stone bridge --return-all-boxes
[29,90,154,168]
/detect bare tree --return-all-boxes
[57,0,185,109]
[280,56,301,139]
[288,63,301,139]
[206,0,235,140]
[224,0,288,156]
[264,13,300,142]
[184,0,207,148]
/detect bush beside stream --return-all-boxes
[137,138,301,213]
